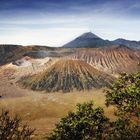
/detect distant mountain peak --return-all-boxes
[63,32,112,48]
[77,32,101,39]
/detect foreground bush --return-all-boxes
[105,72,140,140]
[105,117,140,140]
[106,72,140,118]
[47,102,109,140]
[0,110,35,140]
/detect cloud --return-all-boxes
[0,0,140,45]
[1,0,140,19]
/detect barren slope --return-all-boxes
[19,59,114,92]
[67,45,140,75]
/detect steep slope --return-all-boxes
[0,45,61,66]
[67,45,140,75]
[63,32,112,48]
[19,59,114,92]
[0,45,26,66]
[114,38,140,49]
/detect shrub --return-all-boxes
[105,72,140,139]
[0,110,35,140]
[105,117,140,140]
[47,102,109,140]
[106,72,140,118]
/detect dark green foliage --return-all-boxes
[105,71,140,140]
[47,102,109,140]
[106,72,140,117]
[0,110,35,140]
[106,118,140,140]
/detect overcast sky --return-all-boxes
[0,0,140,46]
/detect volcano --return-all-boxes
[63,32,112,48]
[19,59,114,92]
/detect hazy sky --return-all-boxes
[0,0,140,46]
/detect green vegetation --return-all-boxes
[105,72,140,140]
[47,71,140,140]
[0,110,35,140]
[47,102,109,140]
[106,72,140,118]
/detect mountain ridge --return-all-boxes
[113,38,140,49]
[67,45,140,75]
[63,32,140,49]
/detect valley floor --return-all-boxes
[0,64,115,139]
[0,89,115,139]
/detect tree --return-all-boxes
[106,72,140,118]
[0,110,35,140]
[47,102,109,140]
[105,117,140,140]
[105,72,140,140]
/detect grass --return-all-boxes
[0,61,115,139]
[0,89,115,139]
